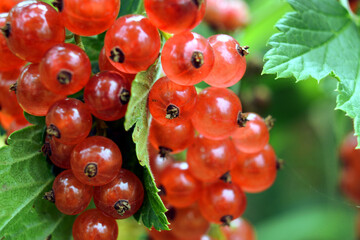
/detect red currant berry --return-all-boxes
[171,204,210,239]
[0,112,15,130]
[39,43,91,96]
[105,14,161,73]
[94,169,144,219]
[231,144,277,193]
[5,1,65,62]
[46,136,75,169]
[45,98,92,145]
[72,209,118,240]
[199,181,246,225]
[149,145,174,182]
[17,64,66,116]
[340,133,360,170]
[192,87,242,140]
[71,136,122,186]
[203,34,247,88]
[98,46,136,82]
[144,0,206,34]
[159,162,201,208]
[148,76,197,126]
[0,13,26,71]
[7,116,30,136]
[0,0,23,13]
[161,32,214,86]
[58,0,120,36]
[187,135,237,182]
[149,119,195,156]
[0,68,24,118]
[232,112,269,154]
[84,71,131,121]
[50,169,93,215]
[204,0,250,31]
[340,168,360,204]
[221,218,256,240]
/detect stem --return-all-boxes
[74,34,85,51]
[135,0,145,15]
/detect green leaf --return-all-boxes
[0,120,75,239]
[124,60,162,166]
[263,0,360,146]
[133,166,170,231]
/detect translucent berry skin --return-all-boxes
[171,204,210,239]
[60,0,120,36]
[144,0,206,34]
[149,119,195,155]
[192,87,242,140]
[45,98,92,145]
[84,71,131,121]
[94,169,144,219]
[0,13,26,71]
[98,47,136,82]
[161,32,214,86]
[48,137,75,169]
[0,0,23,13]
[105,15,161,74]
[5,1,65,63]
[340,169,360,204]
[232,113,269,154]
[199,181,246,224]
[39,43,91,96]
[231,144,277,193]
[0,69,23,118]
[17,64,66,116]
[7,117,30,136]
[221,218,256,240]
[149,145,174,182]
[71,136,122,186]
[160,162,201,208]
[340,133,360,170]
[72,209,118,240]
[52,169,93,215]
[187,135,237,182]
[204,0,250,31]
[203,34,246,88]
[148,76,197,126]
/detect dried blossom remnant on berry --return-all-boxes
[46,124,61,139]
[220,215,233,226]
[1,23,11,38]
[52,0,63,12]
[219,171,232,183]
[237,112,249,127]
[237,45,250,57]
[110,47,125,63]
[114,199,131,216]
[57,70,72,85]
[191,51,204,69]
[84,163,98,178]
[119,88,130,104]
[43,190,55,203]
[165,104,180,119]
[159,146,172,158]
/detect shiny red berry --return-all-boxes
[5,1,65,62]
[47,137,75,169]
[71,136,122,186]
[39,43,91,96]
[51,169,93,215]
[72,209,118,240]
[148,76,197,126]
[221,218,256,240]
[192,87,242,140]
[203,34,247,88]
[17,64,66,116]
[45,98,92,145]
[144,0,206,34]
[105,14,161,73]
[161,32,214,86]
[59,0,120,36]
[0,0,23,13]
[84,71,131,121]
[94,169,144,219]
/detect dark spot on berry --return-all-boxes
[110,47,125,63]
[159,146,172,158]
[219,171,232,183]
[192,0,204,8]
[1,23,11,38]
[57,70,72,85]
[114,199,131,216]
[41,142,52,157]
[220,215,233,226]
[165,104,179,119]
[52,0,63,12]
[9,82,17,94]
[237,112,249,127]
[191,51,204,69]
[46,124,61,139]
[43,190,55,203]
[236,45,249,57]
[84,163,97,178]
[119,88,130,105]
